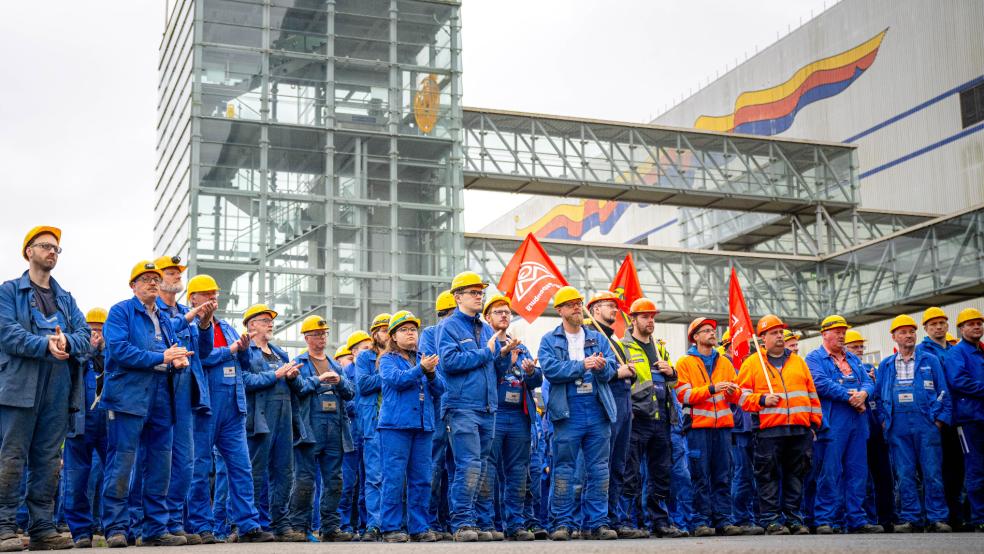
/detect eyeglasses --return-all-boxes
[305,331,328,338]
[489,309,512,317]
[251,317,274,325]
[560,301,584,310]
[395,326,418,335]
[136,275,161,285]
[458,289,485,298]
[31,243,62,254]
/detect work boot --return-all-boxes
[570,529,581,540]
[892,522,916,533]
[105,535,127,549]
[694,525,716,537]
[361,528,382,542]
[815,525,835,535]
[654,526,684,538]
[927,521,952,533]
[588,526,617,540]
[475,530,492,542]
[765,523,790,535]
[274,530,306,542]
[237,528,275,543]
[453,528,477,542]
[616,526,642,539]
[382,531,409,543]
[507,529,534,541]
[320,529,354,542]
[198,532,222,544]
[722,525,743,536]
[28,533,75,550]
[549,527,570,541]
[73,537,91,549]
[740,525,765,535]
[849,524,884,534]
[140,533,187,547]
[172,531,202,545]
[531,527,548,540]
[0,533,21,553]
[789,524,810,535]
[409,531,439,542]
[439,531,453,541]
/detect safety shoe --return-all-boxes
[361,528,382,542]
[694,525,715,537]
[141,533,187,547]
[274,530,307,542]
[237,528,275,543]
[722,525,743,536]
[654,526,684,538]
[73,537,92,549]
[616,526,642,539]
[475,530,493,542]
[105,534,127,549]
[409,531,438,542]
[0,533,22,553]
[849,524,884,534]
[549,527,570,541]
[789,524,810,535]
[507,529,534,541]
[453,527,477,542]
[815,525,835,535]
[927,521,952,533]
[892,522,916,533]
[439,531,453,541]
[765,523,790,535]
[172,531,202,545]
[29,533,75,550]
[198,532,222,544]
[531,527,548,540]
[740,525,765,535]
[382,531,409,543]
[320,529,354,542]
[587,526,617,540]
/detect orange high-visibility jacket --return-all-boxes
[737,352,822,431]
[675,354,740,430]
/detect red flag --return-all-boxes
[728,267,754,368]
[609,254,643,337]
[497,234,569,323]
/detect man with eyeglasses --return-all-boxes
[237,304,303,541]
[476,294,540,541]
[0,226,89,551]
[99,260,210,547]
[288,316,356,542]
[437,272,517,542]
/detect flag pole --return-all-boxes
[582,307,627,366]
[750,332,775,395]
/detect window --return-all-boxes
[959,80,984,128]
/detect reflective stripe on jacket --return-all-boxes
[675,352,739,430]
[737,351,822,431]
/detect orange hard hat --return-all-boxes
[586,291,619,310]
[687,317,717,343]
[756,314,787,336]
[629,297,658,315]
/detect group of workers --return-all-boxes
[1,225,983,551]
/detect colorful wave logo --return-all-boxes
[695,29,887,136]
[517,200,629,240]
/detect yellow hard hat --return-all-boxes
[552,286,584,308]
[922,307,948,325]
[820,314,850,332]
[186,274,220,300]
[153,255,187,273]
[483,293,511,316]
[346,330,372,351]
[450,271,488,293]
[946,332,958,344]
[721,328,731,346]
[783,328,801,342]
[388,310,421,335]
[334,345,352,359]
[435,289,455,312]
[129,260,163,284]
[22,226,62,260]
[844,329,865,344]
[86,307,108,324]
[300,315,329,334]
[369,313,392,332]
[889,314,918,333]
[243,303,278,324]
[956,307,984,327]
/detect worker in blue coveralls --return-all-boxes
[723,329,763,535]
[288,315,356,542]
[99,260,212,547]
[805,315,883,534]
[333,339,363,538]
[153,255,210,545]
[477,294,541,541]
[875,314,952,533]
[237,303,303,541]
[377,310,445,543]
[0,226,89,552]
[437,272,514,542]
[539,286,619,541]
[419,291,455,540]
[185,276,274,544]
[62,308,110,548]
[945,308,984,532]
[355,314,391,542]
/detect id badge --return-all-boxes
[923,381,935,390]
[576,382,593,394]
[505,391,521,404]
[321,399,338,412]
[419,393,426,402]
[898,393,914,403]
[223,366,236,378]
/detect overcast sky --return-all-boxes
[0,0,829,311]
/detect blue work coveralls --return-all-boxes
[378,350,445,534]
[239,342,297,534]
[355,348,384,532]
[806,346,874,531]
[538,325,617,533]
[945,338,984,525]
[289,352,355,535]
[337,359,365,534]
[437,309,507,531]
[100,296,212,540]
[187,319,263,537]
[0,272,89,541]
[477,342,542,534]
[875,350,951,525]
[728,354,758,527]
[419,323,452,532]
[63,350,108,541]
